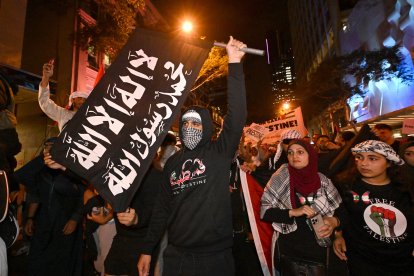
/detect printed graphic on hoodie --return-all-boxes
[169,158,206,195]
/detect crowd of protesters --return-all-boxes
[238,125,414,275]
[0,35,413,276]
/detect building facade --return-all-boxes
[340,0,414,134]
[0,0,167,166]
[288,0,414,137]
[288,0,339,85]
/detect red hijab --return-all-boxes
[287,140,321,208]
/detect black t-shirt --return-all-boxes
[339,179,414,272]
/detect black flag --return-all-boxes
[51,28,211,211]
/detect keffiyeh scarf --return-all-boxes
[182,127,202,150]
[260,164,342,234]
[352,140,404,165]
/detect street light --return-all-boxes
[283,102,290,110]
[181,20,193,33]
[180,19,207,41]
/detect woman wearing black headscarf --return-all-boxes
[261,140,347,275]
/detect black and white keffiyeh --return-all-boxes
[182,127,202,150]
[181,110,202,124]
[260,164,342,234]
[351,140,404,165]
[181,109,203,150]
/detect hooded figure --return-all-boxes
[139,37,247,276]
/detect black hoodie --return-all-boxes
[142,63,246,254]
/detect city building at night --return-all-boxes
[271,56,295,105]
[288,0,339,85]
[340,0,414,135]
[288,0,414,137]
[0,0,167,166]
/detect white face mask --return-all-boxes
[160,145,178,168]
[182,127,202,150]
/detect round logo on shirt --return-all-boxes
[363,203,407,238]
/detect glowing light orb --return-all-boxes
[182,21,193,33]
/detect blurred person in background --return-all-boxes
[373,124,400,153]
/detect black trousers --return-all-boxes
[163,245,235,276]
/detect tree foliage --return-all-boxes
[297,45,414,117]
[79,0,144,60]
[191,47,228,93]
[343,45,414,95]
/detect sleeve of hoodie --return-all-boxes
[140,170,172,255]
[216,63,247,157]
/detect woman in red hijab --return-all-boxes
[261,139,347,275]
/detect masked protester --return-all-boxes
[138,36,247,276]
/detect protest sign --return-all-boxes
[402,118,414,134]
[260,107,307,144]
[245,123,269,142]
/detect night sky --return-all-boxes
[152,0,290,123]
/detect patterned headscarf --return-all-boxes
[181,110,202,124]
[351,140,404,165]
[273,129,302,166]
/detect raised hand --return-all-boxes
[226,36,247,63]
[40,60,54,87]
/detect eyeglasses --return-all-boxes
[282,138,293,145]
